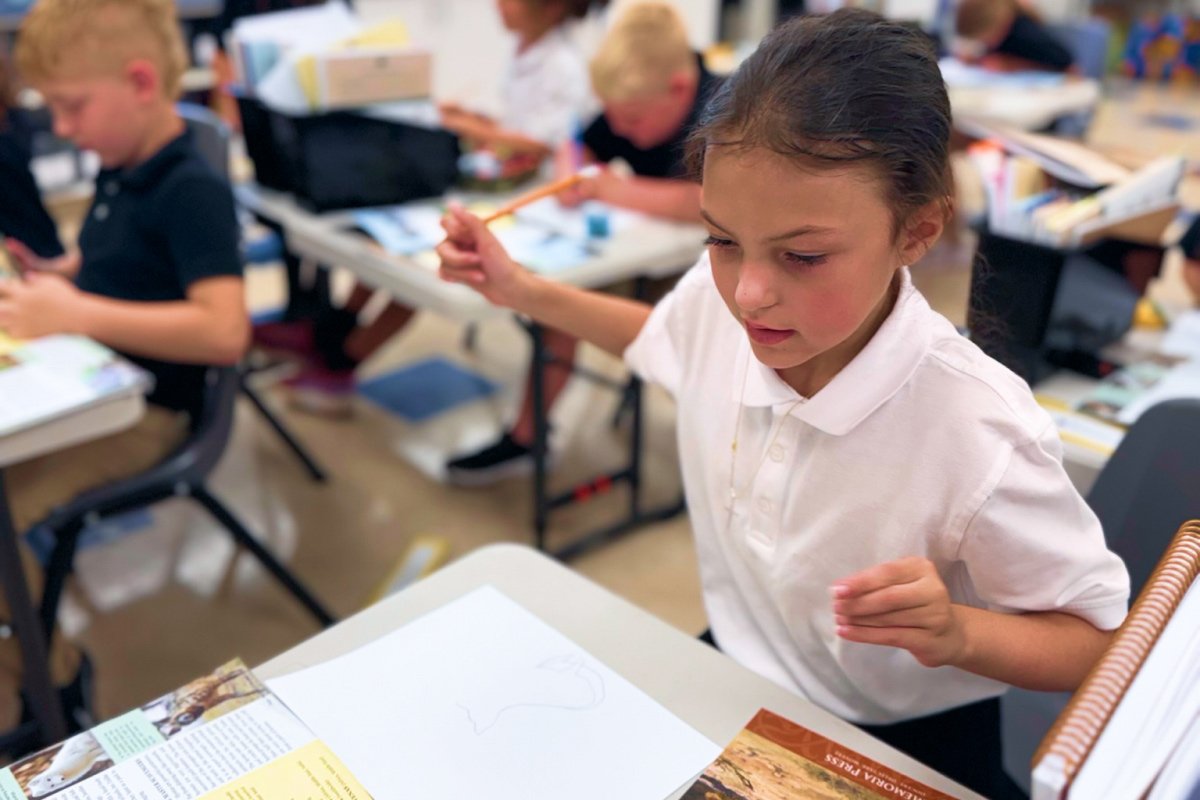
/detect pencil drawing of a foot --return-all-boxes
[458,654,606,734]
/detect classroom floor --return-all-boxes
[55,244,974,720]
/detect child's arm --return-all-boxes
[587,173,704,223]
[831,557,1113,691]
[437,204,651,357]
[440,104,553,159]
[0,273,249,364]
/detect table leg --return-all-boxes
[0,469,68,745]
[530,322,549,552]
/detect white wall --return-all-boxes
[353,0,719,114]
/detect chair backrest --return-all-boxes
[1088,398,1200,596]
[177,102,232,182]
[1048,18,1112,80]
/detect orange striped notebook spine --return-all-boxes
[1032,520,1200,799]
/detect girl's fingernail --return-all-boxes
[831,585,850,599]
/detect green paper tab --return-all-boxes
[92,709,166,762]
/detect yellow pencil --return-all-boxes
[480,165,601,224]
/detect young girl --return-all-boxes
[441,0,606,163]
[437,9,1129,796]
[270,0,607,415]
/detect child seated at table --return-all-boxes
[438,10,1129,795]
[258,0,607,416]
[955,0,1075,73]
[440,0,607,183]
[445,1,719,484]
[0,0,247,735]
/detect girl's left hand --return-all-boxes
[831,556,968,669]
[0,273,83,339]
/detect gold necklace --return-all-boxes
[727,353,804,507]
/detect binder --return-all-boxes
[1032,520,1200,799]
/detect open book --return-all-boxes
[0,660,370,800]
[1032,520,1200,800]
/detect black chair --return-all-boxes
[1001,398,1200,790]
[33,366,335,654]
[178,101,328,484]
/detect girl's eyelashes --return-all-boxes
[785,253,827,267]
[705,235,827,267]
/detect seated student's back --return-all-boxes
[956,0,1074,72]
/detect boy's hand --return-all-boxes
[558,168,621,209]
[0,273,84,338]
[5,238,78,277]
[436,202,534,310]
[831,556,968,669]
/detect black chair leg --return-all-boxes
[191,486,335,628]
[239,377,328,483]
[39,520,84,644]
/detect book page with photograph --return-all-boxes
[683,709,960,800]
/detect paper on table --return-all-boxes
[516,196,641,240]
[1160,311,1200,361]
[267,585,721,800]
[1116,361,1200,425]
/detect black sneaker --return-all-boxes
[446,433,537,487]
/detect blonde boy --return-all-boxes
[0,0,247,726]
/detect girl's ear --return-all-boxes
[897,200,950,266]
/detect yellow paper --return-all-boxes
[0,330,24,358]
[296,54,320,108]
[197,740,371,800]
[336,20,409,50]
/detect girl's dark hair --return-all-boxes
[687,8,953,235]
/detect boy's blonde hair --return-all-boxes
[590,2,696,102]
[16,0,188,98]
[955,0,1016,40]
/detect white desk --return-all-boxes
[235,184,709,325]
[0,350,146,747]
[950,80,1101,132]
[257,543,984,800]
[237,183,706,555]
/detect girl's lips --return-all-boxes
[745,321,796,346]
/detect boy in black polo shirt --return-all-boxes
[0,0,247,728]
[447,1,719,483]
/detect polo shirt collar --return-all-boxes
[103,128,193,192]
[730,268,932,435]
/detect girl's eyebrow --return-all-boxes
[701,208,834,241]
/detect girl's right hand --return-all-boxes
[436,203,534,310]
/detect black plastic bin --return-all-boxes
[969,229,1165,383]
[236,93,460,212]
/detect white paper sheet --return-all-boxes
[267,586,720,800]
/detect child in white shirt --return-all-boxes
[436,10,1129,796]
[440,0,604,162]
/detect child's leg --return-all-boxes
[857,698,1027,799]
[512,328,578,446]
[1,406,187,732]
[446,328,578,486]
[6,406,189,534]
[0,543,83,732]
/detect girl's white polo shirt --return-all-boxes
[624,255,1130,725]
[501,27,594,147]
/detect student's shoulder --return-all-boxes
[150,154,234,211]
[916,318,1055,447]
